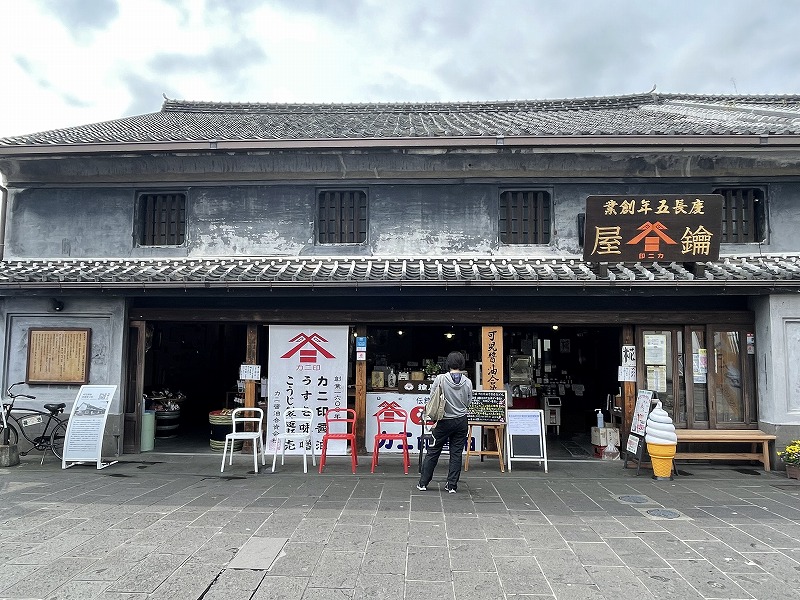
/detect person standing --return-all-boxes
[417,351,472,493]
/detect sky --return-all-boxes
[2,0,800,139]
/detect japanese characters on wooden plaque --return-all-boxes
[26,328,91,384]
[583,194,723,262]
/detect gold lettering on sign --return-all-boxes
[27,328,91,384]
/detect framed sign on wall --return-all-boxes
[26,328,91,385]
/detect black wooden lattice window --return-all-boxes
[138,192,186,246]
[499,190,551,244]
[713,187,766,244]
[317,190,367,244]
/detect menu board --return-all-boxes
[467,390,507,422]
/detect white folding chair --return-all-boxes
[272,407,316,473]
[221,407,265,473]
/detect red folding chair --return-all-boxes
[371,406,410,474]
[319,408,358,474]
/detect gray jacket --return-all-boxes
[431,371,473,419]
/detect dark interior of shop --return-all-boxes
[141,322,622,452]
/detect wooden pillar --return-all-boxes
[245,323,258,409]
[622,324,636,465]
[243,323,259,450]
[355,325,367,454]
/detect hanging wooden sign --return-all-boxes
[583,194,723,262]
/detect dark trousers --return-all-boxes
[419,415,469,489]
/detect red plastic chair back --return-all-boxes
[371,406,410,474]
[323,407,356,440]
[319,407,358,473]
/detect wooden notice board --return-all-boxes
[506,409,548,472]
[27,328,91,384]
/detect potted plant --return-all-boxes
[778,440,800,479]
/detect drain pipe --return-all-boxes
[0,173,7,261]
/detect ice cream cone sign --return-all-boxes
[645,400,677,480]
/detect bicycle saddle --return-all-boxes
[44,403,66,414]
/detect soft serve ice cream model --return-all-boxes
[645,400,677,479]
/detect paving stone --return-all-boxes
[533,548,593,585]
[310,549,363,588]
[444,515,484,540]
[636,531,704,560]
[664,558,751,598]
[147,561,221,600]
[407,545,449,581]
[105,553,188,593]
[632,567,705,599]
[228,536,286,570]
[268,540,324,577]
[353,572,404,600]
[0,556,96,598]
[449,539,495,572]
[727,572,800,600]
[368,517,409,543]
[494,555,549,594]
[604,536,670,569]
[327,523,371,551]
[202,568,266,600]
[252,574,309,600]
[452,570,504,600]
[584,565,656,600]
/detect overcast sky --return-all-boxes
[2,0,799,139]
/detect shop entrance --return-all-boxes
[363,324,622,451]
[126,320,621,456]
[129,322,252,452]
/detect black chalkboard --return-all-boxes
[467,390,507,422]
[506,409,548,472]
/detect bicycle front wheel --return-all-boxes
[0,420,18,445]
[50,420,68,460]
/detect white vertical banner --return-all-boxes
[267,325,349,455]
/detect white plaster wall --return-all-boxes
[0,296,127,456]
[752,293,800,426]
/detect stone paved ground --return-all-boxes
[1,452,799,599]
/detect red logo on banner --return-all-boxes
[281,333,336,363]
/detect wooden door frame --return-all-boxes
[123,320,146,453]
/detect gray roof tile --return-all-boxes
[3,93,800,146]
[0,255,797,290]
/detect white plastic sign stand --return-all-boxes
[506,409,548,472]
[62,385,118,470]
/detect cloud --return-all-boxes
[38,0,120,41]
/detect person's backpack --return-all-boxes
[425,375,446,422]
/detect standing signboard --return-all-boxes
[506,409,548,472]
[62,385,118,470]
[624,389,655,472]
[267,326,348,456]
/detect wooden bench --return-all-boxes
[674,429,777,471]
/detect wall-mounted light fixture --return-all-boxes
[52,299,64,312]
[397,330,404,336]
[444,331,455,339]
[552,324,559,331]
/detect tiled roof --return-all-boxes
[3,93,800,146]
[1,255,798,290]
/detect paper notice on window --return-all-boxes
[646,365,667,393]
[644,334,667,365]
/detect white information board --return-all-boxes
[506,409,548,472]
[62,385,118,470]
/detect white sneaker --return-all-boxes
[416,484,427,491]
[444,484,456,494]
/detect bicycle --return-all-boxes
[1,381,68,462]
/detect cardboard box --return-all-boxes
[591,427,620,447]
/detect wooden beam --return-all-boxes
[355,325,367,454]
